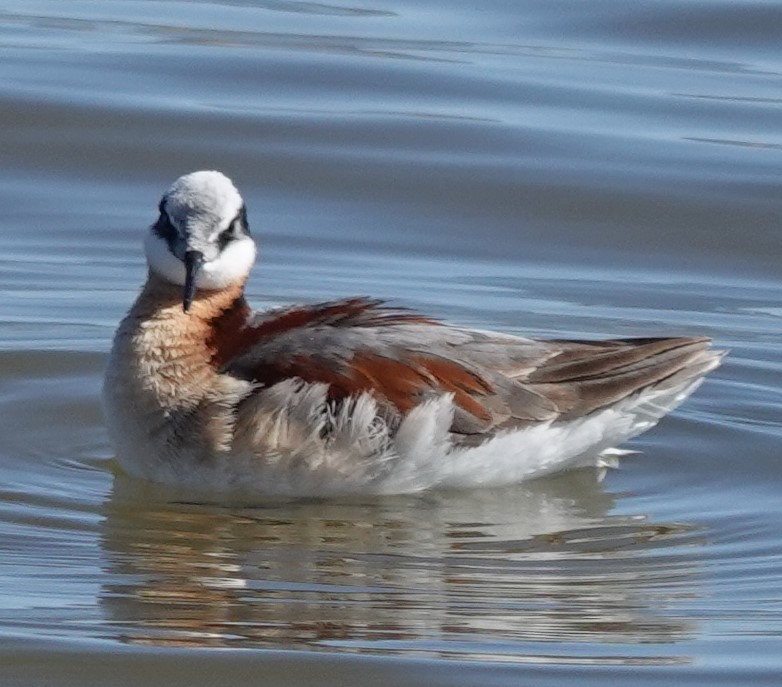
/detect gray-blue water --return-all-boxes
[1,2,781,685]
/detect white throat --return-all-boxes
[144,230,257,289]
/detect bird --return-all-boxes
[103,170,724,497]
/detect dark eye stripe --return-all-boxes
[217,226,233,251]
[239,204,250,236]
[152,200,178,246]
[217,205,250,251]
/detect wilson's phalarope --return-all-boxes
[103,171,724,496]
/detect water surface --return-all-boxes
[1,1,781,685]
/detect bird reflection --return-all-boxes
[99,469,701,663]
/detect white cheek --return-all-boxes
[197,237,257,289]
[144,231,256,291]
[144,231,186,286]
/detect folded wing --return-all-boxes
[215,297,721,439]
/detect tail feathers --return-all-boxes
[529,337,724,420]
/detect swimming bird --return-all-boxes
[103,171,724,496]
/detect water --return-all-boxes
[1,1,781,684]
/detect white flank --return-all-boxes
[138,369,712,498]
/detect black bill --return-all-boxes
[183,250,204,312]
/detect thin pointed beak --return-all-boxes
[183,250,204,312]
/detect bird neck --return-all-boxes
[134,271,247,320]
[110,272,249,410]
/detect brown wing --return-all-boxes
[210,297,720,437]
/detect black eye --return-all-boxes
[217,205,250,251]
[217,227,233,251]
[153,201,178,245]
